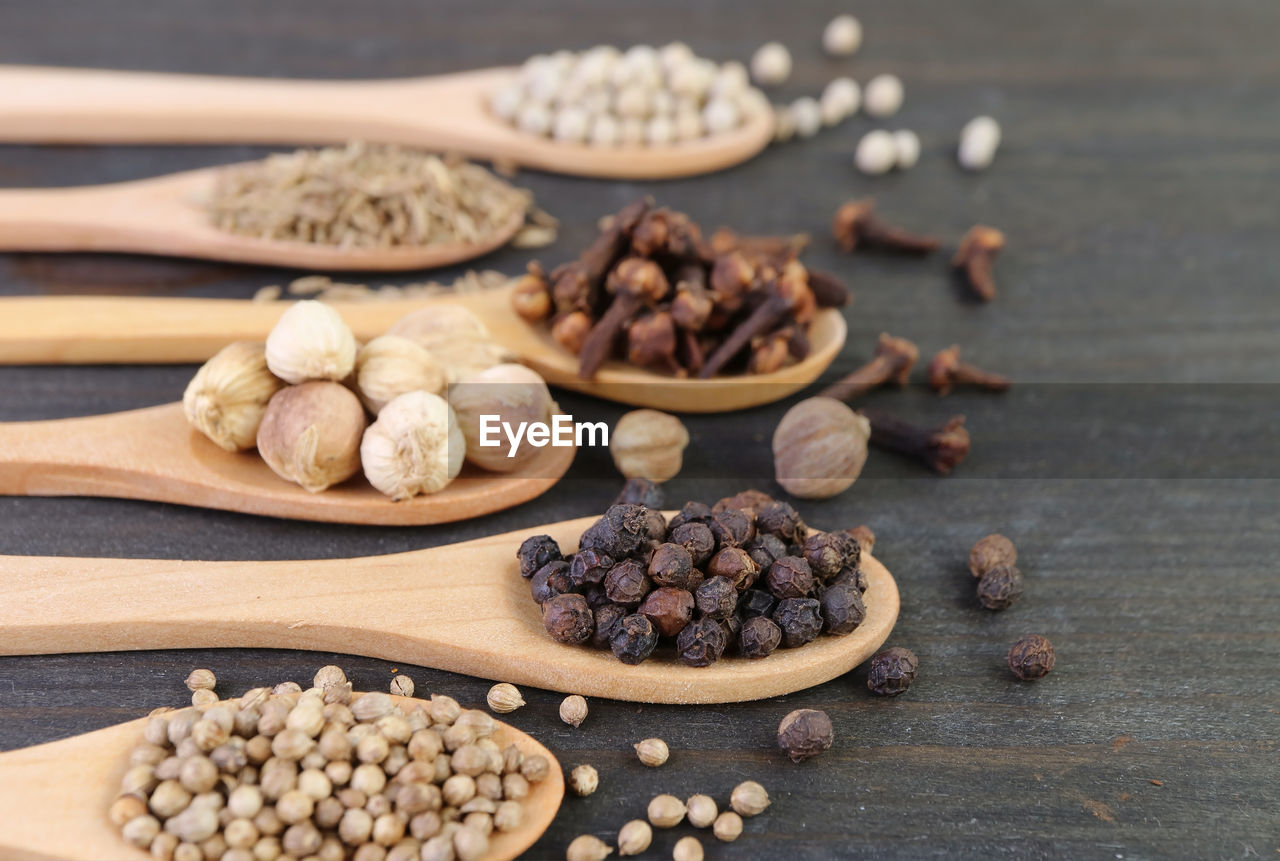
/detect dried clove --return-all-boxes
[510,264,552,323]
[578,258,670,378]
[860,408,971,474]
[952,225,1006,301]
[627,311,682,374]
[832,198,941,254]
[550,198,651,314]
[551,311,593,355]
[819,332,919,403]
[928,345,1011,395]
[805,269,852,308]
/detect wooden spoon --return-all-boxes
[0,162,525,271]
[0,402,575,525]
[0,516,900,704]
[0,65,774,179]
[0,694,563,861]
[0,285,847,412]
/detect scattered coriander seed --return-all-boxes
[789,97,823,139]
[486,683,526,714]
[648,794,687,828]
[969,533,1017,577]
[750,42,792,86]
[730,781,770,817]
[863,73,904,117]
[569,764,600,797]
[559,695,589,728]
[566,833,614,861]
[1008,634,1056,680]
[823,14,863,56]
[313,666,347,690]
[777,708,834,762]
[185,669,217,692]
[867,646,919,696]
[855,130,898,176]
[685,794,718,828]
[617,819,653,856]
[673,835,704,861]
[633,737,670,767]
[958,115,1001,171]
[712,810,744,842]
[892,130,921,169]
[190,689,219,708]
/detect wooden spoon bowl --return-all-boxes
[0,402,575,525]
[0,284,847,412]
[0,694,563,861]
[0,65,774,179]
[0,516,900,704]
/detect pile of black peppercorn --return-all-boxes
[516,487,869,667]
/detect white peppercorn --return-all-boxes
[701,98,740,135]
[863,73,904,117]
[712,810,743,842]
[589,114,621,147]
[820,77,860,126]
[823,14,863,56]
[893,129,921,169]
[673,835,704,861]
[958,115,1001,171]
[789,97,822,139]
[855,130,898,176]
[750,42,792,86]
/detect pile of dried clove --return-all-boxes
[511,198,850,379]
[518,487,870,667]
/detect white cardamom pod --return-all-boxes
[265,300,358,384]
[355,335,448,414]
[183,341,283,452]
[360,391,464,500]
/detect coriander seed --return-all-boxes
[647,794,687,828]
[634,738,669,767]
[313,666,347,690]
[673,835,704,861]
[712,811,743,842]
[777,708,834,762]
[569,764,599,797]
[685,794,717,828]
[559,695,589,728]
[617,819,652,856]
[566,834,614,861]
[185,669,217,692]
[191,689,219,709]
[730,781,770,817]
[486,683,525,714]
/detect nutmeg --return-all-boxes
[264,301,358,384]
[354,335,447,414]
[360,391,465,500]
[771,396,870,499]
[183,341,283,452]
[448,364,554,472]
[256,381,366,492]
[609,409,689,482]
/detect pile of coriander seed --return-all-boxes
[110,667,550,861]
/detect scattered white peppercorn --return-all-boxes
[486,683,525,714]
[647,794,687,828]
[633,738,669,767]
[863,73,904,117]
[855,130,898,175]
[673,835,704,861]
[750,42,792,86]
[958,115,1001,171]
[685,794,718,828]
[712,810,744,842]
[559,695,589,728]
[730,781,771,817]
[617,819,653,856]
[820,77,860,126]
[823,14,863,56]
[388,674,414,698]
[569,764,599,797]
[772,105,796,142]
[566,834,614,861]
[185,669,217,692]
[892,129,921,169]
[789,97,823,139]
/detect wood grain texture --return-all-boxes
[0,1,1277,859]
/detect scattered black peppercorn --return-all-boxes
[579,504,649,557]
[604,559,652,606]
[776,708,834,762]
[517,535,561,578]
[639,586,695,637]
[648,542,696,589]
[766,556,814,599]
[670,521,716,567]
[676,617,728,667]
[530,560,574,604]
[570,549,614,588]
[818,578,866,635]
[738,616,782,658]
[611,614,660,665]
[744,533,788,572]
[756,501,807,543]
[969,533,1017,577]
[866,646,919,696]
[694,575,739,619]
[709,508,756,548]
[707,547,760,590]
[976,565,1023,610]
[1007,634,1055,680]
[772,597,823,648]
[591,603,628,649]
[542,594,594,645]
[803,531,859,582]
[614,477,665,509]
[737,589,777,619]
[667,501,713,531]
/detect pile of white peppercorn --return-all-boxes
[110,667,550,861]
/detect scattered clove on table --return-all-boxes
[928,345,1011,395]
[859,408,972,474]
[832,198,941,254]
[818,332,919,403]
[952,225,1006,301]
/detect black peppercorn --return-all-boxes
[542,594,594,645]
[604,559,652,606]
[776,708,833,762]
[675,617,728,667]
[818,578,865,635]
[570,549,614,588]
[737,589,777,619]
[969,533,1016,577]
[648,542,696,589]
[517,535,561,578]
[614,477,664,509]
[866,646,918,696]
[744,533,788,572]
[1007,634,1055,680]
[719,611,742,645]
[755,501,807,543]
[708,508,756,548]
[583,582,611,609]
[579,504,649,558]
[738,616,782,658]
[669,521,716,567]
[766,556,814,599]
[667,501,713,531]
[694,575,739,619]
[833,566,868,594]
[530,560,574,604]
[591,603,628,649]
[802,531,859,582]
[644,508,668,544]
[610,614,660,665]
[976,565,1023,610]
[713,489,774,513]
[707,547,760,591]
[772,598,823,648]
[639,587,695,637]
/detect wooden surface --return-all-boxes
[0,516,897,704]
[0,1,1276,859]
[0,694,564,861]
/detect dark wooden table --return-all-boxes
[1,2,1277,858]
